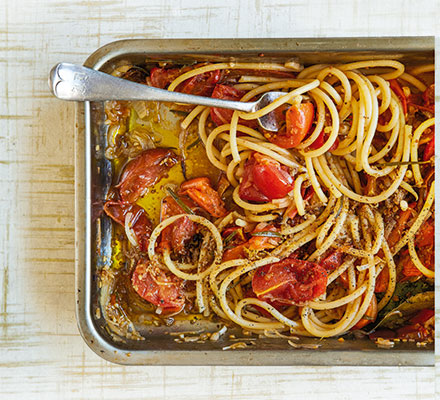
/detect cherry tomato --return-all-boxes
[309,130,339,151]
[117,148,178,203]
[319,251,344,274]
[252,257,328,305]
[389,79,407,115]
[211,84,244,126]
[401,246,434,278]
[239,152,294,202]
[415,218,434,247]
[351,294,378,331]
[159,196,198,255]
[149,67,181,89]
[131,261,185,313]
[423,136,435,161]
[104,201,152,251]
[265,102,314,149]
[180,70,221,97]
[222,244,247,262]
[179,177,228,218]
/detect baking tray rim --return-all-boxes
[75,37,435,366]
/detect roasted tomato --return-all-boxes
[252,257,328,305]
[117,148,178,203]
[159,196,198,254]
[396,324,430,341]
[121,67,148,84]
[239,152,294,202]
[309,130,339,151]
[374,264,389,293]
[149,67,181,89]
[423,136,435,161]
[180,70,221,97]
[389,79,407,114]
[104,201,152,251]
[265,102,314,149]
[422,84,435,109]
[179,177,228,218]
[351,294,378,331]
[210,84,256,127]
[131,261,185,313]
[319,250,344,274]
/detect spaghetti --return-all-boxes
[102,59,435,342]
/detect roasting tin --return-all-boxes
[75,37,435,365]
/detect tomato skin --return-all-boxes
[131,261,185,313]
[423,136,435,161]
[150,67,181,89]
[422,84,435,107]
[159,196,198,255]
[389,79,408,114]
[118,148,178,203]
[309,130,339,151]
[415,218,434,247]
[180,70,221,97]
[410,308,434,325]
[396,324,430,341]
[319,251,344,274]
[252,257,328,306]
[104,201,152,251]
[267,102,314,149]
[179,177,228,218]
[239,153,294,202]
[374,264,389,293]
[351,294,378,331]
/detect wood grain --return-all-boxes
[0,0,438,398]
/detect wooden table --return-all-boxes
[1,1,437,398]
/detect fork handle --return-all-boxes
[49,63,256,112]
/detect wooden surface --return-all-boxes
[0,1,438,398]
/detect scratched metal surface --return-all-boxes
[0,0,438,398]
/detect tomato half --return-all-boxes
[131,261,185,313]
[319,250,344,274]
[265,102,314,149]
[179,177,228,218]
[210,84,245,126]
[252,257,328,305]
[104,201,152,251]
[149,67,181,89]
[309,130,339,151]
[239,152,294,202]
[159,196,198,254]
[180,70,221,97]
[117,148,178,203]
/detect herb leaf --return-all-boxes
[166,188,195,215]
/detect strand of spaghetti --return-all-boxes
[196,233,212,314]
[362,206,384,255]
[355,97,366,171]
[209,259,249,298]
[280,215,316,235]
[377,239,397,311]
[411,118,435,186]
[319,81,342,106]
[315,197,341,248]
[229,111,241,162]
[244,210,278,222]
[197,107,211,145]
[233,83,260,91]
[337,60,405,80]
[368,75,391,114]
[316,126,411,204]
[167,62,295,91]
[327,257,355,285]
[208,296,228,319]
[313,156,343,198]
[393,181,434,255]
[271,230,318,259]
[308,283,367,310]
[399,72,428,92]
[295,89,327,148]
[235,299,312,335]
[292,173,307,216]
[316,66,353,120]
[409,64,435,75]
[369,100,400,163]
[308,196,349,261]
[226,150,252,187]
[333,99,359,154]
[347,71,372,129]
[305,156,328,203]
[181,105,206,129]
[238,76,287,83]
[232,186,279,212]
[297,64,329,79]
[408,236,435,278]
[238,80,320,121]
[299,89,340,157]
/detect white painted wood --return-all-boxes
[0,1,438,398]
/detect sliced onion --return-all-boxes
[124,212,139,247]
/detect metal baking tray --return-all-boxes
[75,37,435,365]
